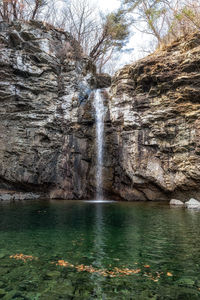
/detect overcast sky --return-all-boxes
[98,0,121,12]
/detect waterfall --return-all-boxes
[94,89,105,200]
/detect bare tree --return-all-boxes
[59,0,129,72]
[0,0,25,21]
[0,0,129,72]
[123,0,200,49]
[0,0,58,23]
[60,0,98,52]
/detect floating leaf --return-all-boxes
[10,254,38,262]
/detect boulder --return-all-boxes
[185,198,200,209]
[95,73,111,88]
[170,199,184,206]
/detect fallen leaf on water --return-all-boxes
[10,254,38,262]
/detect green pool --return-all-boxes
[0,200,200,299]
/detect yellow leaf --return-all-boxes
[167,272,173,277]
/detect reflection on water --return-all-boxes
[0,200,200,299]
[84,200,115,203]
[91,204,106,298]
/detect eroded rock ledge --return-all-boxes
[108,32,200,201]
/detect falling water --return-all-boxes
[94,89,105,200]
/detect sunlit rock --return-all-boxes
[185,198,200,209]
[109,32,200,201]
[169,199,184,206]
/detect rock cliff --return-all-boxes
[0,20,104,200]
[0,20,200,201]
[108,32,200,201]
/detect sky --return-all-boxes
[97,0,121,13]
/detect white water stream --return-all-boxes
[94,89,105,200]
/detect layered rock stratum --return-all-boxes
[0,21,200,201]
[109,32,200,200]
[0,20,103,200]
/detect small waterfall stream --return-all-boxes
[94,89,105,200]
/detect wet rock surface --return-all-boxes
[108,32,200,201]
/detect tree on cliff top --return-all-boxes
[0,0,51,22]
[89,10,129,72]
[0,0,129,73]
[121,0,200,49]
[59,0,129,72]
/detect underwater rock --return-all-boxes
[0,254,6,259]
[177,277,195,286]
[46,271,61,278]
[0,289,6,298]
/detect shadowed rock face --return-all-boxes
[0,20,104,199]
[108,32,200,201]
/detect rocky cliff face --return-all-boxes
[1,20,200,201]
[108,32,200,201]
[0,20,106,200]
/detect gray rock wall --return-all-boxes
[108,33,200,201]
[0,20,100,199]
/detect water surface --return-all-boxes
[0,200,200,299]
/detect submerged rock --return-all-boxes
[170,199,184,206]
[46,271,61,278]
[0,289,6,298]
[185,198,200,209]
[177,277,195,286]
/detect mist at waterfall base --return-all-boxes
[1,200,200,299]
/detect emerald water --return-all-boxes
[0,200,200,299]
